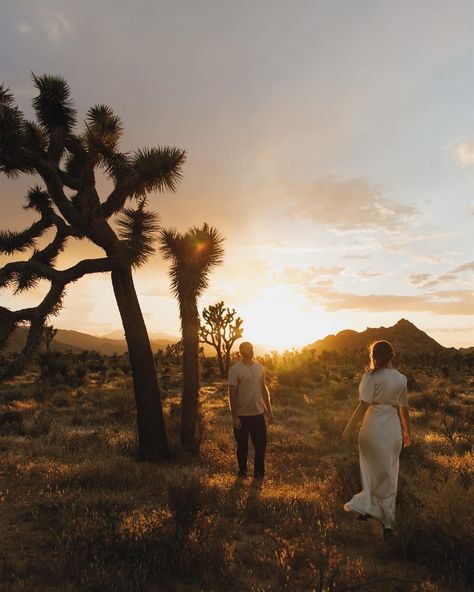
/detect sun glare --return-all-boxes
[238,285,330,351]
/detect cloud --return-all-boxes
[343,254,371,260]
[457,142,474,165]
[408,261,474,289]
[44,13,72,42]
[429,326,474,333]
[18,22,32,35]
[408,273,432,287]
[277,176,417,232]
[276,266,345,285]
[307,286,474,316]
[383,232,455,252]
[411,255,448,265]
[452,261,474,274]
[354,270,386,279]
[277,266,473,315]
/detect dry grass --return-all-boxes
[0,362,472,591]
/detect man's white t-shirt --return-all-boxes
[228,360,265,416]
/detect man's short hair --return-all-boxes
[239,341,253,354]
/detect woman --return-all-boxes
[341,340,412,537]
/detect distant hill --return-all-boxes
[307,319,446,356]
[3,327,177,356]
[101,329,178,341]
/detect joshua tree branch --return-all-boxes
[101,184,131,218]
[0,256,114,379]
[36,160,80,226]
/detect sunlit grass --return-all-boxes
[0,358,472,591]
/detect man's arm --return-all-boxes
[229,385,241,429]
[261,374,274,424]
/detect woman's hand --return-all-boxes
[403,432,412,448]
[232,416,242,429]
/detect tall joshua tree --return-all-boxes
[0,75,186,461]
[159,224,224,450]
[200,301,243,378]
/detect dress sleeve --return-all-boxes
[359,372,375,403]
[397,377,408,407]
[228,365,238,387]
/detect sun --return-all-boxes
[237,285,332,352]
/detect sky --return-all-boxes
[1,0,473,350]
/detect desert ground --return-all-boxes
[0,350,472,591]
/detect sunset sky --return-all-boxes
[1,0,473,350]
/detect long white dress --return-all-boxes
[344,368,408,528]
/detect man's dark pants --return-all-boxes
[233,413,267,478]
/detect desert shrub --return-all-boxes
[268,517,365,592]
[55,476,231,590]
[391,472,473,587]
[0,409,24,435]
[328,457,361,502]
[0,383,34,403]
[38,351,87,387]
[437,406,473,451]
[167,473,206,533]
[325,381,351,400]
[409,390,439,410]
[201,356,217,380]
[22,409,53,437]
[317,413,341,438]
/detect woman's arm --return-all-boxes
[341,401,370,440]
[399,405,412,447]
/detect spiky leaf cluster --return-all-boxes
[159,224,224,302]
[0,85,37,177]
[85,104,123,157]
[31,74,76,135]
[131,147,186,197]
[24,186,53,214]
[116,206,160,268]
[0,218,53,255]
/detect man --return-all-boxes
[228,341,273,479]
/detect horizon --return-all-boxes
[1,1,473,350]
[12,317,473,354]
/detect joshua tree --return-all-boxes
[0,75,186,461]
[160,224,224,450]
[200,301,243,378]
[42,324,57,351]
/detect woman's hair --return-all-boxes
[367,340,395,373]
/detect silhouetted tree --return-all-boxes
[42,324,57,351]
[0,75,186,461]
[199,301,243,378]
[160,224,224,450]
[164,340,184,365]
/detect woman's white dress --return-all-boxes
[344,368,408,528]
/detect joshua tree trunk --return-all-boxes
[180,298,200,450]
[216,346,225,379]
[111,264,169,461]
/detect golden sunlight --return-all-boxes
[238,285,334,351]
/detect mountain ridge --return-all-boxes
[3,319,472,356]
[307,318,449,355]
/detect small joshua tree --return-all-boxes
[0,74,186,460]
[200,301,243,378]
[42,324,57,351]
[160,224,224,450]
